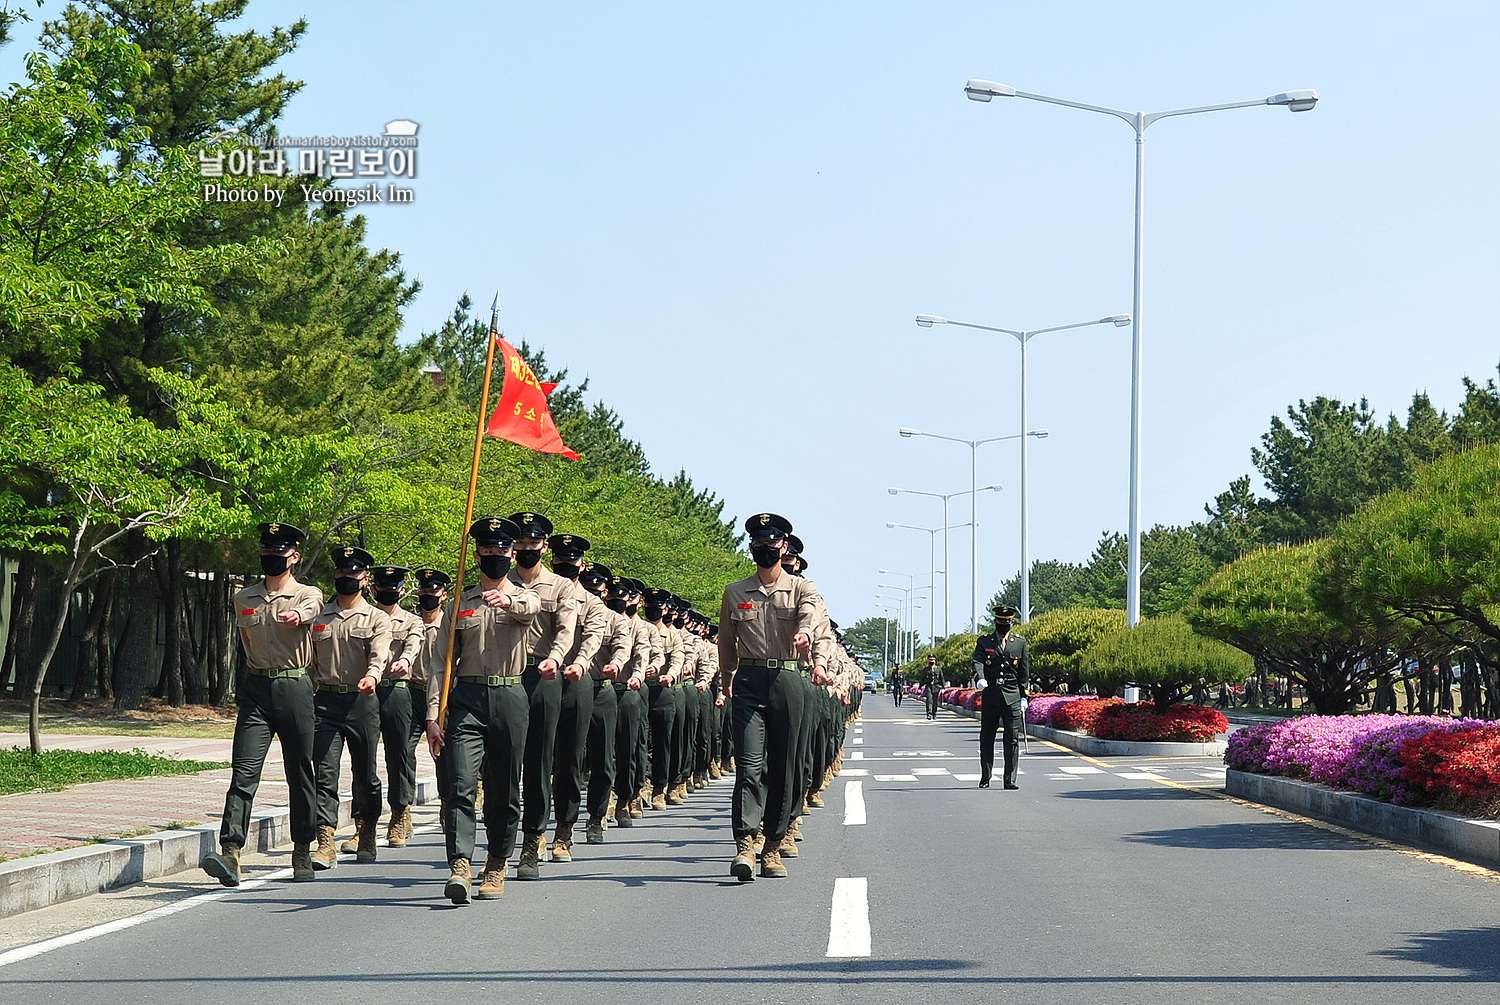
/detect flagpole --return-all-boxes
[436,293,502,733]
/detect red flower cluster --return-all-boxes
[1049,697,1123,734]
[1093,703,1229,743]
[1399,727,1500,800]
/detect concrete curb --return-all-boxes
[1225,769,1500,868]
[0,775,437,919]
[940,702,1227,757]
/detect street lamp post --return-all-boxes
[889,485,1001,634]
[887,520,974,641]
[962,79,1316,625]
[915,315,1128,622]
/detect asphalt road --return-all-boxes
[1,708,1496,1004]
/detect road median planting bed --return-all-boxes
[940,701,1228,756]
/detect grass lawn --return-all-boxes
[0,747,229,797]
[0,698,238,739]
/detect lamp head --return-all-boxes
[915,314,945,327]
[1104,314,1132,327]
[1268,89,1318,112]
[965,79,1016,102]
[885,522,896,528]
[1029,429,1050,439]
[888,488,901,495]
[983,484,1004,493]
[898,428,919,438]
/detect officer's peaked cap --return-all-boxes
[469,516,521,547]
[258,522,305,549]
[507,512,553,539]
[745,512,793,539]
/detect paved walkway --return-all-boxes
[0,732,436,861]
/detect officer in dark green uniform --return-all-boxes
[973,604,1029,790]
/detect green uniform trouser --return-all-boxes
[553,673,595,831]
[376,682,416,811]
[444,679,527,863]
[731,666,805,842]
[636,693,651,794]
[694,686,713,777]
[673,683,694,786]
[809,690,834,795]
[979,685,1023,787]
[222,672,317,848]
[614,684,645,806]
[585,680,619,821]
[313,689,381,830]
[791,673,817,819]
[647,683,677,790]
[925,686,940,719]
[521,666,561,840]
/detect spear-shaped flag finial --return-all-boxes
[490,292,500,316]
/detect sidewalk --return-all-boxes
[0,732,438,862]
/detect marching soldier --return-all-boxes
[309,546,391,869]
[669,597,697,802]
[425,517,541,904]
[889,665,903,706]
[708,623,730,779]
[410,568,452,832]
[718,513,826,881]
[578,562,633,843]
[973,604,1029,790]
[691,614,718,789]
[614,576,655,825]
[546,533,609,861]
[371,565,426,847]
[202,522,322,887]
[506,512,581,880]
[643,587,684,809]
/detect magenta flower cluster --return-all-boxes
[1025,695,1077,726]
[1226,714,1500,805]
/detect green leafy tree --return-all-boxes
[924,632,980,685]
[1183,541,1403,714]
[1452,363,1500,448]
[992,560,1088,618]
[1022,607,1127,694]
[1081,615,1253,712]
[843,616,912,671]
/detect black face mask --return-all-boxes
[478,554,511,579]
[551,561,580,580]
[781,562,801,578]
[260,554,290,577]
[418,594,443,611]
[751,544,782,569]
[605,598,627,614]
[644,604,665,622]
[514,548,542,570]
[374,588,401,606]
[335,576,362,596]
[626,603,639,618]
[673,615,686,629]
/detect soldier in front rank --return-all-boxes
[718,513,827,881]
[308,546,391,869]
[612,576,654,826]
[410,568,451,831]
[202,522,322,887]
[506,512,581,881]
[973,603,1029,790]
[425,517,541,904]
[575,562,633,843]
[371,565,427,847]
[642,587,684,809]
[546,533,609,862]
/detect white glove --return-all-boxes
[976,679,988,690]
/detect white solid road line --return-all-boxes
[826,878,872,958]
[843,780,866,825]
[0,868,294,970]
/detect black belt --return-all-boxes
[249,667,306,678]
[458,674,522,687]
[739,658,797,670]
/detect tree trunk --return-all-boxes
[2,554,39,696]
[70,569,117,701]
[112,530,160,711]
[210,551,233,705]
[96,584,114,700]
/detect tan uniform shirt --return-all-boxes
[508,567,580,665]
[650,621,684,685]
[621,617,655,686]
[717,570,825,680]
[413,613,445,686]
[311,599,393,687]
[426,582,542,721]
[235,579,325,671]
[591,605,635,681]
[640,621,667,685]
[378,605,426,681]
[563,583,610,672]
[694,636,717,687]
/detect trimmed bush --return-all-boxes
[1093,703,1228,742]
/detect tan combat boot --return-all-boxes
[201,842,241,888]
[606,792,618,824]
[339,822,360,855]
[585,818,606,844]
[515,833,543,880]
[808,790,825,809]
[708,761,722,780]
[387,806,409,847]
[402,805,414,839]
[778,833,799,859]
[475,854,506,899]
[789,816,804,843]
[752,832,765,858]
[614,797,634,828]
[651,785,667,811]
[666,783,684,806]
[759,845,787,878]
[291,842,315,881]
[312,825,338,870]
[628,795,644,819]
[445,858,471,904]
[731,835,756,883]
[550,825,573,863]
[639,783,653,808]
[356,816,378,863]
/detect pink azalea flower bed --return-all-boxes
[1025,695,1077,725]
[1225,714,1500,811]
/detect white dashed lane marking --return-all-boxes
[843,780,866,825]
[826,878,872,958]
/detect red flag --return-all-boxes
[485,336,580,460]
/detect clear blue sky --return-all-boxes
[7,2,1499,635]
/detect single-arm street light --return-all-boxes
[915,314,1126,622]
[962,79,1316,625]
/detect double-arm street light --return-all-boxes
[962,79,1316,625]
[915,314,1128,623]
[886,520,974,642]
[888,483,1002,635]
